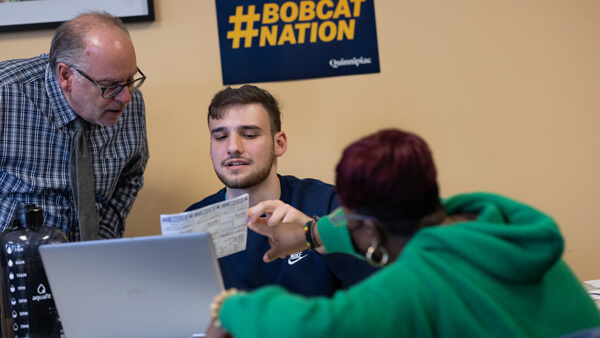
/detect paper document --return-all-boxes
[585,280,600,289]
[160,194,249,258]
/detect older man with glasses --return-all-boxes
[0,11,149,240]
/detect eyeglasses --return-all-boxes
[72,66,146,99]
[328,207,376,232]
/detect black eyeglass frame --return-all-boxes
[72,66,146,99]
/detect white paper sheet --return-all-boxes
[584,280,600,289]
[160,194,249,258]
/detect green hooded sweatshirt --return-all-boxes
[219,192,600,337]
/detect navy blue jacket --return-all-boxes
[186,175,377,297]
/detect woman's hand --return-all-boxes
[248,221,307,262]
[206,318,233,338]
[247,200,310,262]
[247,200,312,226]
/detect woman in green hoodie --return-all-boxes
[207,128,600,338]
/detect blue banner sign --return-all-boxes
[215,0,380,85]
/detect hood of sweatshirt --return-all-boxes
[408,192,563,284]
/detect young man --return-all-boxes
[187,85,376,297]
[0,12,149,240]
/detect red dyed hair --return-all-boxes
[335,129,441,234]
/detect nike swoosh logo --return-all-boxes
[288,252,308,265]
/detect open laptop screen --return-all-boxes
[39,233,223,338]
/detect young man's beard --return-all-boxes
[214,148,276,189]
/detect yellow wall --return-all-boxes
[1,1,599,280]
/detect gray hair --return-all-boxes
[49,11,130,76]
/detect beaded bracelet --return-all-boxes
[210,288,239,328]
[304,216,320,250]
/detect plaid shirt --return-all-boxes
[0,54,149,239]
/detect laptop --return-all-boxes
[38,233,224,338]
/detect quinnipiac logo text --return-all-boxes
[226,0,367,49]
[329,56,372,68]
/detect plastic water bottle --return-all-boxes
[0,204,68,338]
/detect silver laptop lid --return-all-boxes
[39,233,223,338]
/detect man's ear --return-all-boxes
[274,131,287,157]
[57,63,74,92]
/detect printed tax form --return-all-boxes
[160,194,249,258]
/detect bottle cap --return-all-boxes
[15,204,44,228]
